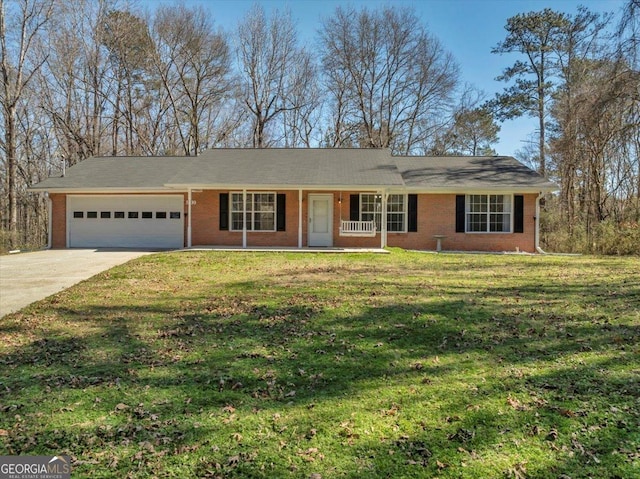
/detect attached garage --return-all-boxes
[67,195,184,248]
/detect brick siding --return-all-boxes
[52,191,539,252]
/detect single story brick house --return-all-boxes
[29,148,556,252]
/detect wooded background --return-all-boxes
[1,0,638,253]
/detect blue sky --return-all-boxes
[142,0,625,156]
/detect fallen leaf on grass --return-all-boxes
[138,440,155,452]
[381,404,400,416]
[559,408,575,417]
[528,425,541,436]
[448,428,475,443]
[506,461,527,479]
[297,448,324,462]
[222,414,236,424]
[394,438,431,467]
[507,396,528,411]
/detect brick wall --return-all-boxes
[50,193,67,248]
[50,191,539,252]
[387,193,537,253]
[191,190,299,247]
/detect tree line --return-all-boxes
[1,0,638,253]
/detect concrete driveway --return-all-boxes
[0,249,154,317]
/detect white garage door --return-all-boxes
[68,195,184,248]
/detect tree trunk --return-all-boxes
[6,106,18,248]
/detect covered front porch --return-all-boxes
[187,188,395,250]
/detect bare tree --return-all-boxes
[282,51,321,148]
[152,4,232,155]
[236,4,316,148]
[1,0,54,247]
[40,0,118,165]
[101,9,154,155]
[618,0,639,68]
[319,5,459,154]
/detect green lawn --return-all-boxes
[1,250,638,478]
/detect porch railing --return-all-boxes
[339,220,377,237]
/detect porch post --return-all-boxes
[187,188,192,248]
[242,189,247,248]
[298,189,303,248]
[380,189,388,248]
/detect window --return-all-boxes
[73,211,84,219]
[230,192,275,231]
[360,194,380,229]
[359,194,406,232]
[114,211,125,219]
[169,212,181,219]
[386,195,406,232]
[156,212,167,219]
[466,194,511,233]
[100,211,111,219]
[128,212,139,219]
[87,211,97,218]
[141,211,152,219]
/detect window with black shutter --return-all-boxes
[219,193,229,230]
[407,194,418,232]
[277,193,286,231]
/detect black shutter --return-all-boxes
[350,194,359,221]
[277,193,286,231]
[514,195,524,233]
[219,193,229,230]
[408,194,418,232]
[455,195,465,233]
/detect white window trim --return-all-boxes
[359,193,407,233]
[230,191,277,232]
[465,194,513,234]
[386,193,408,234]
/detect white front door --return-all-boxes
[308,194,333,247]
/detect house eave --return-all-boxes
[400,185,558,194]
[29,184,558,195]
[27,187,182,194]
[163,183,401,191]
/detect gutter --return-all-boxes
[535,192,546,254]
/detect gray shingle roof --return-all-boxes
[32,156,187,190]
[170,148,403,187]
[395,156,557,191]
[30,149,557,192]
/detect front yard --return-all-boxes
[1,250,638,478]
